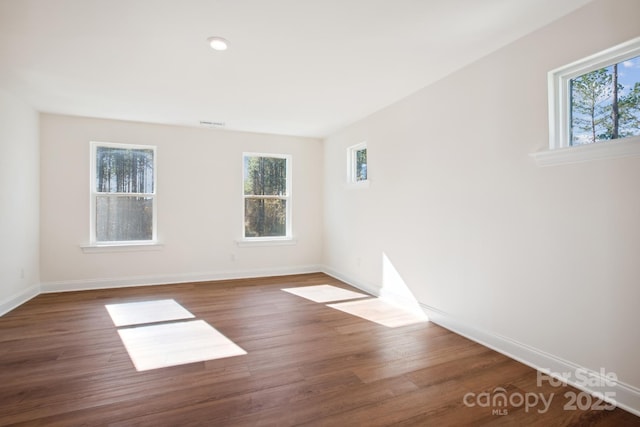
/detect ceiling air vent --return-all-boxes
[199,120,226,128]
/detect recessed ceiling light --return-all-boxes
[207,37,229,51]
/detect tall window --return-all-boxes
[91,142,156,244]
[243,153,291,239]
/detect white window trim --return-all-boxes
[346,142,369,188]
[241,152,293,243]
[81,242,164,254]
[235,238,297,247]
[87,141,158,248]
[532,36,640,167]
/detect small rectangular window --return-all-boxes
[570,54,640,146]
[549,37,640,150]
[348,142,368,184]
[91,142,156,244]
[243,153,291,239]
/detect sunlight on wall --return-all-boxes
[381,253,428,319]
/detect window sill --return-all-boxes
[530,137,640,167]
[345,180,370,190]
[81,243,164,254]
[235,238,297,247]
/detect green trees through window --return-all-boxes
[243,154,290,238]
[93,144,155,242]
[347,142,368,184]
[571,55,640,145]
[355,147,367,181]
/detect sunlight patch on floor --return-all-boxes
[282,284,369,303]
[117,320,247,371]
[105,299,194,327]
[327,298,428,328]
[106,300,246,371]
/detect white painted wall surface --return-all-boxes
[0,88,40,310]
[323,0,640,396]
[40,114,323,288]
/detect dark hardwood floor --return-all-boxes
[0,273,638,426]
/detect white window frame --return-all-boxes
[241,152,292,243]
[533,37,640,166]
[88,141,158,247]
[347,142,369,188]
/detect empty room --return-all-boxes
[1,0,639,425]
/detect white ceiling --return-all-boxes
[0,0,595,138]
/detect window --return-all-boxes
[348,142,368,184]
[243,153,291,240]
[570,55,640,146]
[90,142,156,245]
[539,37,640,165]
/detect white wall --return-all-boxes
[0,88,40,312]
[323,0,640,406]
[40,114,323,288]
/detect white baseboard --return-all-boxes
[423,303,640,417]
[0,284,40,316]
[7,265,640,416]
[320,265,640,417]
[40,265,322,293]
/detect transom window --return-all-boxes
[243,153,291,239]
[90,142,156,244]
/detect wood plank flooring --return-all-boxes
[0,273,638,426]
